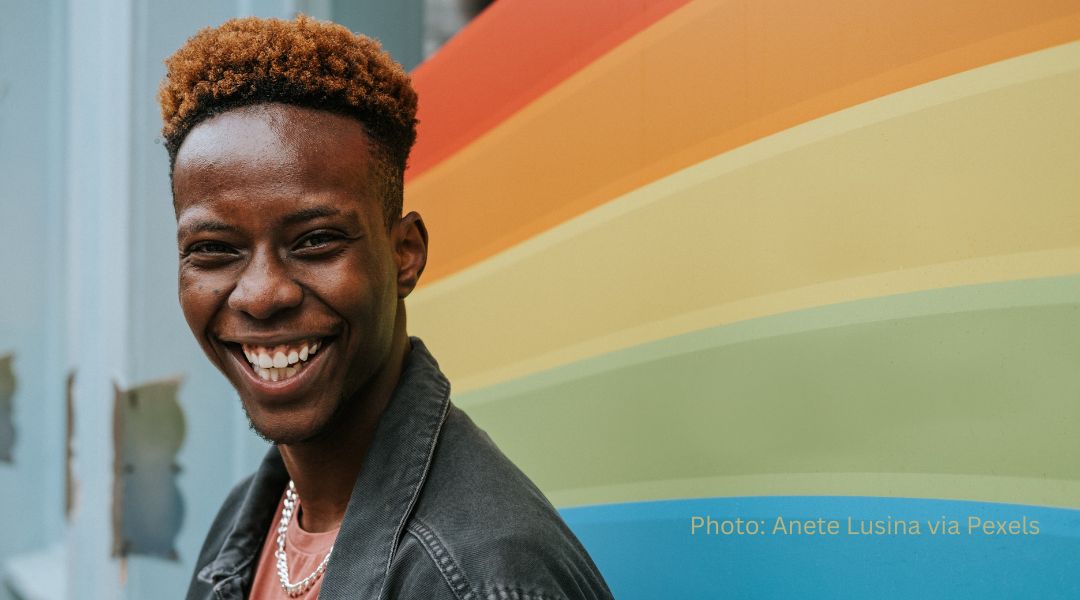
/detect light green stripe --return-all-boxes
[546,473,1080,510]
[458,275,1080,508]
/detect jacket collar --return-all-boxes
[197,337,452,599]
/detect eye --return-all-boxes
[180,240,240,267]
[293,231,345,254]
[188,241,236,255]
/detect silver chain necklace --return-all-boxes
[276,480,334,597]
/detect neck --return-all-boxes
[278,315,410,533]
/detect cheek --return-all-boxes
[177,268,227,332]
[309,260,395,329]
[308,250,383,299]
[366,256,399,316]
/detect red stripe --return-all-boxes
[406,0,691,181]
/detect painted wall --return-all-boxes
[404,1,1080,598]
[0,0,69,573]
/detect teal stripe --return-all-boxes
[561,496,1080,599]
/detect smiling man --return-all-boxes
[161,16,613,600]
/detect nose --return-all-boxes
[227,248,303,319]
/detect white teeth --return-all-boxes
[253,365,301,382]
[242,339,324,384]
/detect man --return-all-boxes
[161,15,614,600]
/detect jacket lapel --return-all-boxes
[194,449,289,599]
[319,338,452,599]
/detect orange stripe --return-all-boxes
[407,0,691,180]
[406,0,1080,285]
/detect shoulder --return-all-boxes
[390,404,613,600]
[188,449,289,597]
[186,473,259,597]
[193,473,256,564]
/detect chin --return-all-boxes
[240,400,336,446]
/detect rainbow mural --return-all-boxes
[404,1,1080,597]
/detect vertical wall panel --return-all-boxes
[0,3,68,586]
[64,0,133,595]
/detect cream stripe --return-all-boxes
[453,248,1080,396]
[408,42,1080,393]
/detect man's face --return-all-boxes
[172,103,416,444]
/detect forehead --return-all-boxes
[171,103,379,215]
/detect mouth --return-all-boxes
[240,338,324,381]
[222,336,335,399]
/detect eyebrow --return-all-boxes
[176,219,240,240]
[281,206,344,227]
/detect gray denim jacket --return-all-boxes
[186,338,614,600]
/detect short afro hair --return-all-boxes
[159,15,418,227]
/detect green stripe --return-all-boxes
[545,473,1080,509]
[457,275,1080,507]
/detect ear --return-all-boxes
[394,211,428,298]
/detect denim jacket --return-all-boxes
[186,338,614,600]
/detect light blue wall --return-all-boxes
[0,0,68,571]
[0,1,424,598]
[331,0,425,71]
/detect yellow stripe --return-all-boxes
[408,42,1080,393]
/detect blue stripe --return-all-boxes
[561,496,1080,599]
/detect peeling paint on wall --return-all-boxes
[0,353,16,463]
[111,378,185,560]
[65,370,76,519]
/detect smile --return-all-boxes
[241,339,323,382]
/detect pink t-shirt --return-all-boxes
[249,491,339,599]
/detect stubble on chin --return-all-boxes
[238,392,351,446]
